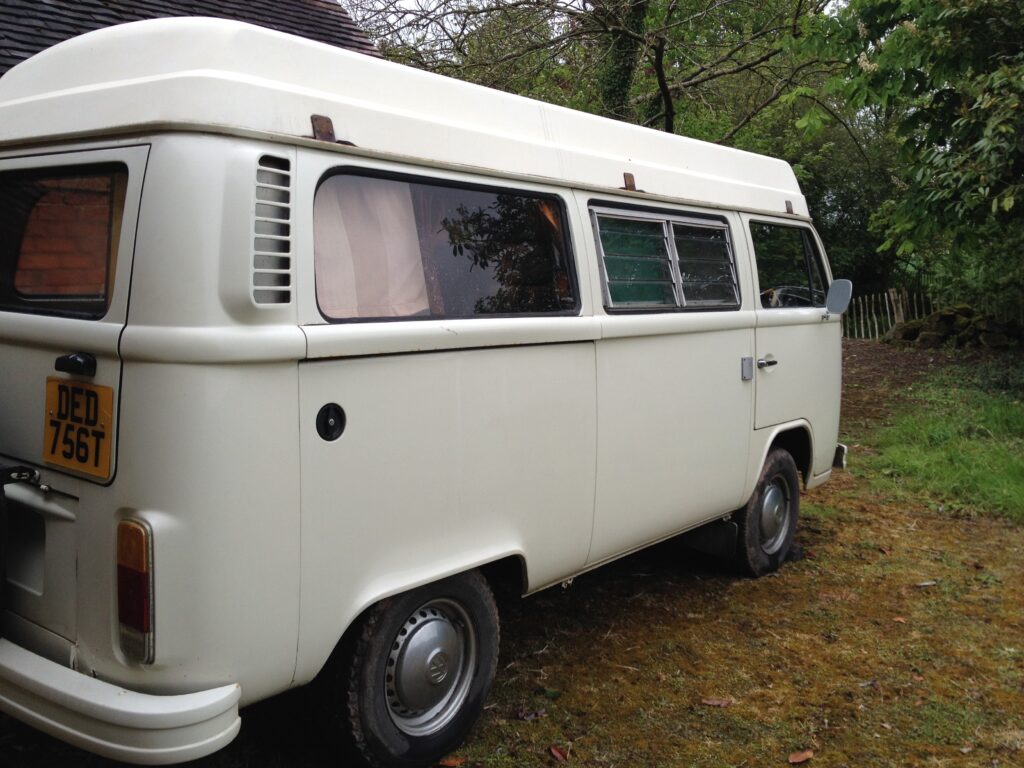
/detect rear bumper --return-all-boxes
[0,638,240,765]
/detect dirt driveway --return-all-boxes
[2,341,1022,767]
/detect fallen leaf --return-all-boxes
[515,707,546,722]
[550,744,568,762]
[701,697,734,708]
[893,617,907,624]
[438,759,466,767]
[879,546,892,555]
[788,749,814,764]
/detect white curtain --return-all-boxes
[313,175,430,318]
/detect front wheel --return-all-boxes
[734,448,800,577]
[338,571,499,767]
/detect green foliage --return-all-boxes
[805,0,1024,312]
[865,363,1024,521]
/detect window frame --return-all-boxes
[313,167,582,323]
[0,162,129,320]
[747,219,830,310]
[590,203,741,313]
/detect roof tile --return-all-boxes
[0,0,378,76]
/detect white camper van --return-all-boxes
[0,18,851,767]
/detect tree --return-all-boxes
[805,0,1024,312]
[347,0,830,134]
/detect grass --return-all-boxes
[863,355,1024,519]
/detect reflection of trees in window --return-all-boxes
[440,194,572,314]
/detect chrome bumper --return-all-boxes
[0,639,240,765]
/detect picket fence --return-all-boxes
[842,289,934,340]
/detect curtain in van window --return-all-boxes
[313,175,430,318]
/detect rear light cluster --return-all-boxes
[117,519,154,664]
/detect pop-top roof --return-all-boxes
[0,18,807,216]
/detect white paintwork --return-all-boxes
[0,18,844,765]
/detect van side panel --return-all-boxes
[294,342,597,682]
[589,316,755,563]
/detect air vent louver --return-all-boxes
[253,155,293,305]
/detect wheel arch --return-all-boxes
[748,421,814,493]
[303,552,527,688]
[768,424,813,486]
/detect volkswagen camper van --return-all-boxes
[0,18,850,766]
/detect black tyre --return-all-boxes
[735,448,800,577]
[339,571,499,768]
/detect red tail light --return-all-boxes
[117,519,154,663]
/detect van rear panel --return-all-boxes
[1,145,147,665]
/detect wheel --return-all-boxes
[734,448,800,576]
[337,571,499,768]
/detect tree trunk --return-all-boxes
[595,1,648,122]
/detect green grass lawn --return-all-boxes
[864,355,1024,520]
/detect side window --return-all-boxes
[0,164,127,318]
[749,222,827,309]
[313,172,577,320]
[594,209,739,311]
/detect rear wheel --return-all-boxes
[735,448,800,576]
[336,571,499,767]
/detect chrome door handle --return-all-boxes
[757,358,778,369]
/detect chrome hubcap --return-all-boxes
[759,478,790,555]
[385,599,476,736]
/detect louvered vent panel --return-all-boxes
[253,155,293,305]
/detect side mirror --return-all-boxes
[825,279,852,316]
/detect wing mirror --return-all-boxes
[824,279,852,318]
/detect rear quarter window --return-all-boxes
[0,164,127,318]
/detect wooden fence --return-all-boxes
[843,289,934,340]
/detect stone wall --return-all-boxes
[884,305,1021,349]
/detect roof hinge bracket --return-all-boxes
[310,114,356,146]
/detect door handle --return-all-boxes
[54,352,97,377]
[757,358,778,369]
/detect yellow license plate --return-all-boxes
[43,377,114,479]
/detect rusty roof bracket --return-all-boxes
[310,114,357,146]
[311,114,337,142]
